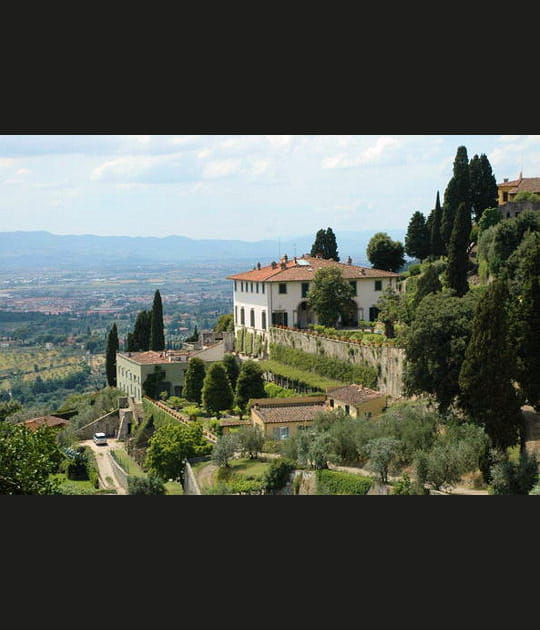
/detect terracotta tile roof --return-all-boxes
[326,384,385,405]
[252,404,325,424]
[226,255,399,283]
[249,395,326,408]
[24,416,70,430]
[498,177,540,194]
[118,351,191,365]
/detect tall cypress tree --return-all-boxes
[458,280,523,451]
[405,211,430,260]
[131,310,151,351]
[202,362,234,418]
[441,146,471,251]
[183,357,206,404]
[105,323,119,387]
[430,191,445,258]
[446,202,471,297]
[325,227,340,261]
[150,289,165,351]
[310,229,326,258]
[234,360,267,412]
[222,353,241,390]
[470,153,498,223]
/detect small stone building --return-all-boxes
[24,416,71,432]
[325,384,387,419]
[250,396,327,440]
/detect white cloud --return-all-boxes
[265,135,292,148]
[0,158,14,168]
[16,168,31,175]
[202,158,242,179]
[321,136,400,169]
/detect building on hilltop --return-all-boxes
[116,342,227,402]
[497,173,540,219]
[226,253,399,336]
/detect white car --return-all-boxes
[93,432,107,445]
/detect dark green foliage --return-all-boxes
[222,353,240,390]
[508,232,540,410]
[458,280,523,451]
[310,227,340,261]
[306,266,355,327]
[404,291,480,411]
[127,474,166,495]
[375,287,401,338]
[142,366,167,399]
[441,146,471,251]
[412,264,442,309]
[365,437,401,484]
[513,191,540,203]
[185,325,199,343]
[469,153,498,222]
[150,290,165,351]
[0,424,63,494]
[202,362,234,416]
[405,211,430,260]
[269,343,378,389]
[128,310,151,351]
[183,357,206,404]
[366,232,405,272]
[234,360,267,412]
[316,469,372,495]
[430,191,445,258]
[64,446,89,480]
[489,451,538,495]
[105,323,119,387]
[446,202,471,297]
[263,458,295,493]
[212,433,238,468]
[214,313,234,332]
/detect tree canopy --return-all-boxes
[366,232,405,272]
[445,202,471,297]
[235,360,267,412]
[202,362,234,417]
[183,357,206,404]
[307,266,355,327]
[105,323,119,387]
[150,289,165,351]
[405,211,430,261]
[310,227,340,261]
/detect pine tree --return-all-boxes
[404,211,430,260]
[105,323,119,387]
[150,289,165,351]
[458,280,523,451]
[183,357,206,404]
[470,153,498,223]
[202,362,234,418]
[446,202,471,297]
[234,360,267,412]
[441,146,471,251]
[430,191,445,258]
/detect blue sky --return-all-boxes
[0,134,538,241]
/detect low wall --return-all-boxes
[76,410,120,440]
[109,452,130,493]
[269,327,405,398]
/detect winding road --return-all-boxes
[80,438,127,495]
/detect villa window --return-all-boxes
[375,280,382,291]
[273,426,289,440]
[262,283,265,294]
[262,311,267,330]
[250,309,255,327]
[234,281,237,291]
[256,282,259,293]
[241,281,244,292]
[251,282,254,292]
[235,306,238,323]
[240,308,245,325]
[503,192,508,202]
[279,283,287,294]
[301,282,309,298]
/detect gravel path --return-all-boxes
[80,438,127,495]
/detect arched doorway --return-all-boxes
[369,306,380,322]
[296,301,315,329]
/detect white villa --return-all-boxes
[227,254,399,334]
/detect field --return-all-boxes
[0,346,93,391]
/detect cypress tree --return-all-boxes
[458,280,523,451]
[183,357,206,404]
[105,323,119,387]
[235,360,267,413]
[325,227,340,261]
[202,362,234,418]
[310,229,326,258]
[222,353,241,390]
[413,264,442,309]
[430,191,445,258]
[150,289,165,351]
[405,211,430,260]
[132,310,151,351]
[470,153,498,223]
[441,146,471,251]
[446,202,471,297]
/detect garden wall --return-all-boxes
[269,327,405,398]
[183,461,202,495]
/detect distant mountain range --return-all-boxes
[0,229,407,269]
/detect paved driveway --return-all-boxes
[80,438,127,495]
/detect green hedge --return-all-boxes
[82,446,100,489]
[269,343,378,389]
[316,469,373,495]
[259,359,344,392]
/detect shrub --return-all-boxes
[316,469,372,495]
[263,458,295,493]
[127,474,166,495]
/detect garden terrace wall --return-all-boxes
[269,327,405,398]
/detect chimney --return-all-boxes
[346,256,352,265]
[257,262,261,270]
[280,261,287,269]
[361,269,365,275]
[504,178,508,182]
[283,254,288,263]
[271,261,277,269]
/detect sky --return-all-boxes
[0,134,539,242]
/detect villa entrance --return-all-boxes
[296,301,315,329]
